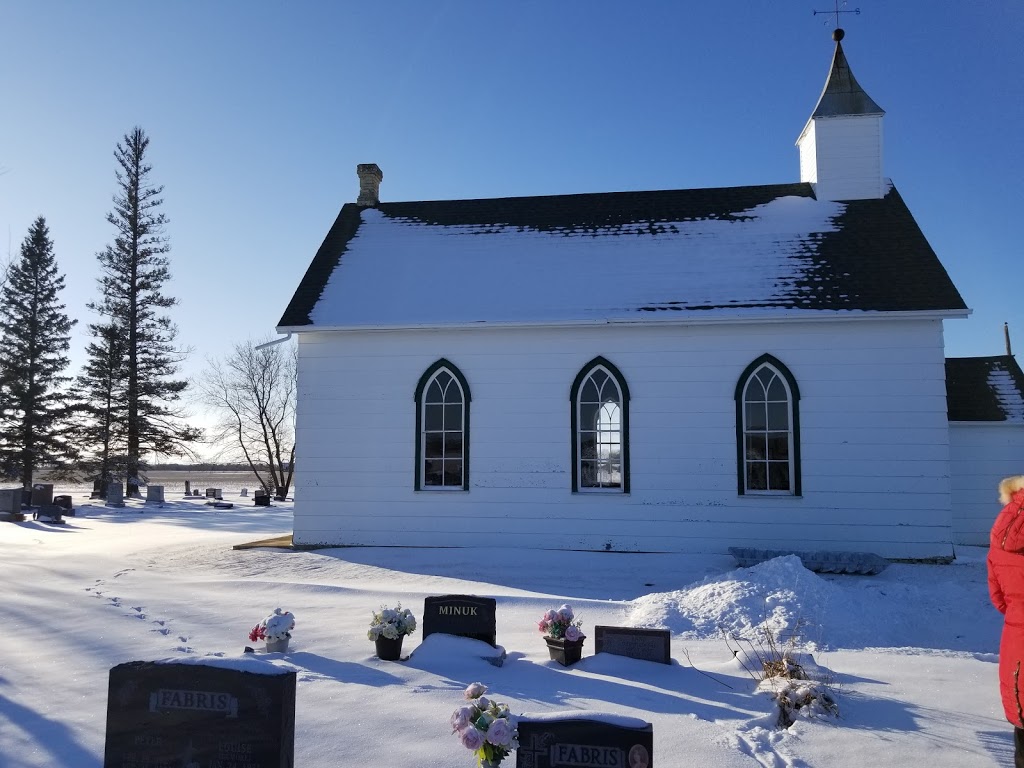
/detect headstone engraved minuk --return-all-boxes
[517,716,654,768]
[104,659,295,768]
[594,626,671,664]
[423,595,497,646]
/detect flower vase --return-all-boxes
[375,635,404,661]
[266,636,290,653]
[544,636,584,666]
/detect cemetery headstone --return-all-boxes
[594,626,671,664]
[146,485,165,503]
[53,495,74,515]
[104,659,296,768]
[423,595,497,646]
[0,488,24,521]
[34,504,64,523]
[106,483,125,508]
[241,487,248,497]
[254,494,271,507]
[517,715,654,768]
[205,488,223,500]
[30,482,54,506]
[185,480,191,496]
[91,478,107,499]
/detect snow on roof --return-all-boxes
[309,196,842,327]
[946,355,1024,422]
[279,182,967,330]
[989,367,1024,422]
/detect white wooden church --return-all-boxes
[277,31,1024,559]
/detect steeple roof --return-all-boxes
[809,36,884,119]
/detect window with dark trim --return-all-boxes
[570,357,630,493]
[414,359,471,491]
[735,354,801,495]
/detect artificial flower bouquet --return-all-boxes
[367,604,417,641]
[538,603,584,642]
[248,607,295,643]
[451,682,518,767]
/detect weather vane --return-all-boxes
[813,0,860,29]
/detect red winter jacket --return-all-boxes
[988,488,1024,726]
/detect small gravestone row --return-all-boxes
[417,594,671,665]
[103,595,664,767]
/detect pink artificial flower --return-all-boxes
[464,682,487,700]
[460,726,485,751]
[537,620,548,632]
[557,604,574,621]
[564,625,581,642]
[486,718,513,747]
[451,705,474,731]
[543,610,557,622]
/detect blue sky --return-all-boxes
[1,2,1022,428]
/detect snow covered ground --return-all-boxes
[0,494,1010,767]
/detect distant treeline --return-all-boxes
[149,463,292,472]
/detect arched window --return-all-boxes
[570,357,630,493]
[735,354,801,495]
[414,359,471,491]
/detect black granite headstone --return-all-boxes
[104,660,295,768]
[423,594,497,646]
[517,717,654,768]
[254,494,271,507]
[594,626,671,664]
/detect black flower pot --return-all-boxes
[375,635,404,661]
[544,636,585,666]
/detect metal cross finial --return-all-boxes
[813,0,861,28]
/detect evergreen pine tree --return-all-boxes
[72,317,128,494]
[0,216,76,487]
[88,127,200,496]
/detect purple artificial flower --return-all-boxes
[564,625,581,642]
[460,726,485,751]
[464,682,487,700]
[486,718,513,747]
[451,705,474,731]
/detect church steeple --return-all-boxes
[797,29,886,201]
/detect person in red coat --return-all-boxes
[989,474,1024,766]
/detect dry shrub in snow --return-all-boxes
[725,618,839,729]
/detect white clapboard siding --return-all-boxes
[292,318,953,559]
[799,115,884,201]
[950,423,1024,546]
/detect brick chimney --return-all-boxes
[356,163,383,206]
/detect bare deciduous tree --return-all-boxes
[199,338,296,498]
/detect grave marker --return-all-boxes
[104,659,295,768]
[423,595,497,646]
[146,485,164,503]
[106,483,125,508]
[0,488,23,521]
[594,626,671,664]
[30,482,53,506]
[517,715,654,768]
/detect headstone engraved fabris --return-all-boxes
[594,626,671,664]
[516,715,654,768]
[104,659,295,768]
[423,594,497,646]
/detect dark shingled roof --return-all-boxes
[946,356,1024,422]
[810,40,884,119]
[277,181,966,329]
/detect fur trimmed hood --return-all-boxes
[1000,476,1024,505]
